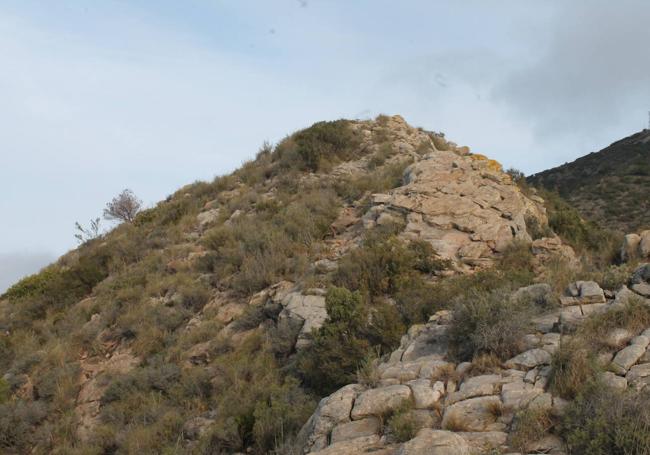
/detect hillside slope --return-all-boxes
[0,115,620,454]
[528,130,650,232]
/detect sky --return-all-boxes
[1,0,650,292]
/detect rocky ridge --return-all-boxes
[297,264,650,455]
[0,115,585,453]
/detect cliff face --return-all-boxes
[0,115,569,454]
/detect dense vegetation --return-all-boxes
[528,130,650,232]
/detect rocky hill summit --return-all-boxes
[528,129,650,232]
[0,115,635,454]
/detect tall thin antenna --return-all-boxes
[648,111,650,130]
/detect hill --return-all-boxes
[0,115,645,454]
[528,130,650,232]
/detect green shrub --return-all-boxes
[296,287,370,395]
[0,378,9,403]
[203,336,316,454]
[273,120,360,172]
[408,239,452,274]
[387,401,419,442]
[334,233,415,298]
[560,381,650,454]
[448,287,536,361]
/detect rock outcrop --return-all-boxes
[621,230,650,262]
[297,267,650,455]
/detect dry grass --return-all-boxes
[486,400,504,419]
[548,339,599,399]
[467,353,503,377]
[443,412,471,432]
[509,407,553,453]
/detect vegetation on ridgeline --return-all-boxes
[0,117,646,454]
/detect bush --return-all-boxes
[273,120,360,172]
[0,378,9,403]
[548,340,599,399]
[509,407,553,453]
[387,402,419,443]
[334,233,415,298]
[335,159,411,202]
[578,296,650,347]
[560,381,650,454]
[296,287,370,395]
[448,287,536,361]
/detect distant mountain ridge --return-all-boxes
[528,130,650,232]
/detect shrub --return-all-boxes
[509,407,553,453]
[548,340,599,399]
[0,400,48,451]
[334,233,415,298]
[296,287,370,395]
[387,402,419,443]
[448,287,535,361]
[0,378,9,403]
[335,159,411,202]
[598,263,632,290]
[560,381,650,454]
[273,120,360,172]
[496,241,536,287]
[408,239,452,274]
[203,336,316,454]
[576,296,650,350]
[356,348,381,388]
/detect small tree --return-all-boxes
[74,218,102,244]
[103,189,142,223]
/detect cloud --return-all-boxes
[0,252,55,294]
[494,1,650,150]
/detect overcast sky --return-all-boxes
[1,0,650,292]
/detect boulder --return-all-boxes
[626,363,650,390]
[446,374,502,405]
[600,371,627,390]
[350,385,412,420]
[330,417,381,444]
[458,431,507,453]
[512,283,553,307]
[196,208,221,229]
[442,395,503,432]
[569,281,606,304]
[310,435,382,455]
[501,380,543,409]
[640,231,650,258]
[504,349,551,370]
[605,328,634,348]
[611,339,649,374]
[407,379,443,409]
[297,384,363,453]
[621,233,641,262]
[398,429,470,455]
[279,292,327,349]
